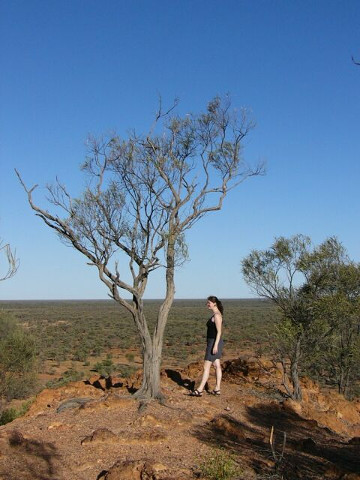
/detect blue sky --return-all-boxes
[0,0,359,300]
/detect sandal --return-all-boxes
[211,389,221,395]
[190,389,203,397]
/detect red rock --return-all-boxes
[26,381,104,416]
[81,428,118,445]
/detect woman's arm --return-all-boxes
[212,313,222,354]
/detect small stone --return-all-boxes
[48,422,63,430]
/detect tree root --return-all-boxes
[138,400,149,413]
[135,391,175,412]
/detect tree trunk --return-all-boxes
[137,235,176,400]
[290,336,302,401]
[134,341,163,400]
[126,305,162,401]
[340,365,351,399]
[132,239,176,401]
[338,367,345,395]
[121,230,177,402]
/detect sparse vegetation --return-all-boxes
[118,364,138,378]
[0,299,277,375]
[45,367,84,389]
[0,312,38,401]
[1,297,358,401]
[269,426,286,476]
[198,447,242,480]
[94,355,115,377]
[0,300,358,479]
[0,399,33,426]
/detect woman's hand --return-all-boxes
[212,345,218,354]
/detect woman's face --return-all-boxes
[206,300,216,310]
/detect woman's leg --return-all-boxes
[213,358,222,391]
[197,360,212,392]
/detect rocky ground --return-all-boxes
[0,356,359,480]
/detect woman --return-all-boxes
[191,296,224,396]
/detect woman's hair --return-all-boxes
[207,296,224,315]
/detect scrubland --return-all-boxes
[0,298,278,389]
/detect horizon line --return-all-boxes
[0,297,262,302]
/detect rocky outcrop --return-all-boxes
[25,380,105,416]
[1,357,360,480]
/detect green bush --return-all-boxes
[125,352,135,363]
[73,346,89,362]
[2,372,38,400]
[0,313,38,401]
[94,358,114,377]
[0,399,33,425]
[118,364,138,378]
[198,448,241,480]
[0,407,18,425]
[45,368,84,388]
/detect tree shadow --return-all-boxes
[126,385,138,394]
[1,430,62,480]
[96,470,107,479]
[164,369,195,392]
[245,403,360,477]
[84,376,123,391]
[191,403,360,480]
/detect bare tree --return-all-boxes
[0,239,19,282]
[17,96,263,401]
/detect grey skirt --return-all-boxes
[204,338,224,362]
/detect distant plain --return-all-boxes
[0,299,278,387]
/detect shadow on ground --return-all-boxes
[165,369,195,391]
[0,430,61,480]
[192,402,360,480]
[84,377,123,391]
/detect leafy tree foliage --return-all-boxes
[242,235,360,400]
[17,96,263,400]
[309,262,360,398]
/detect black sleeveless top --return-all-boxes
[206,316,218,339]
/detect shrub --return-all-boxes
[45,368,84,388]
[2,372,38,400]
[0,313,38,401]
[118,364,138,378]
[125,352,135,363]
[198,448,242,480]
[73,346,89,362]
[94,358,114,377]
[0,407,18,425]
[0,399,33,425]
